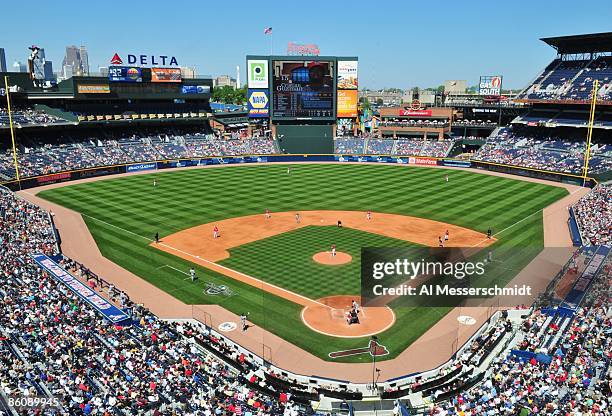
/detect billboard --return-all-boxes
[108,66,142,82]
[399,109,433,116]
[181,85,211,94]
[31,254,130,323]
[337,90,358,118]
[247,59,269,88]
[248,89,270,117]
[272,60,334,118]
[337,61,358,89]
[479,75,503,96]
[151,67,182,83]
[77,84,111,94]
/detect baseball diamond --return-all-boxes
[2,15,611,415]
[34,163,570,363]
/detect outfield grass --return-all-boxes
[38,164,569,362]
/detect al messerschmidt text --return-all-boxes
[372,284,532,297]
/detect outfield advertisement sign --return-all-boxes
[108,66,142,83]
[399,109,432,117]
[247,89,270,117]
[181,85,210,94]
[442,159,471,168]
[335,155,410,164]
[479,75,503,96]
[127,162,157,172]
[77,84,111,94]
[31,254,131,324]
[337,90,358,118]
[247,59,269,88]
[408,157,438,166]
[151,68,182,83]
[337,61,358,89]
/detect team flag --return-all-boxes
[263,27,272,35]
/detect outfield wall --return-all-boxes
[0,154,597,191]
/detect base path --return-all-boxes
[301,295,395,338]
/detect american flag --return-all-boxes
[263,27,272,35]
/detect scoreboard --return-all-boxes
[271,60,334,119]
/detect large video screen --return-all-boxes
[272,60,334,118]
[108,66,142,83]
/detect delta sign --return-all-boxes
[248,89,269,117]
[110,53,179,67]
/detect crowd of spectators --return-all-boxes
[472,127,612,174]
[0,107,67,128]
[334,137,455,158]
[0,133,277,180]
[430,262,611,415]
[572,184,611,246]
[0,187,312,415]
[521,57,612,102]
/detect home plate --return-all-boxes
[457,315,477,325]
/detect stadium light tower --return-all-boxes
[3,76,21,190]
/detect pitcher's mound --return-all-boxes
[312,251,352,265]
[301,295,395,338]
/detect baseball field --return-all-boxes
[37,163,569,362]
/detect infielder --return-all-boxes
[265,209,271,219]
[295,212,301,223]
[366,211,372,221]
[213,226,219,239]
[331,244,337,257]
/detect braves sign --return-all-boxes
[110,53,179,67]
[286,42,320,56]
[479,76,503,96]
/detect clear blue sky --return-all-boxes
[2,0,611,90]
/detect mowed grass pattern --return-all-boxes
[38,164,569,362]
[221,226,423,299]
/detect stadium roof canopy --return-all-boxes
[540,32,612,54]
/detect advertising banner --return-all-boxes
[479,76,503,96]
[247,59,269,88]
[181,85,210,94]
[108,66,142,82]
[126,162,157,172]
[36,172,71,184]
[337,61,358,89]
[151,67,182,83]
[272,60,334,118]
[337,90,358,118]
[77,84,111,94]
[442,159,472,168]
[31,254,131,323]
[408,157,438,166]
[247,89,270,117]
[399,109,432,117]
